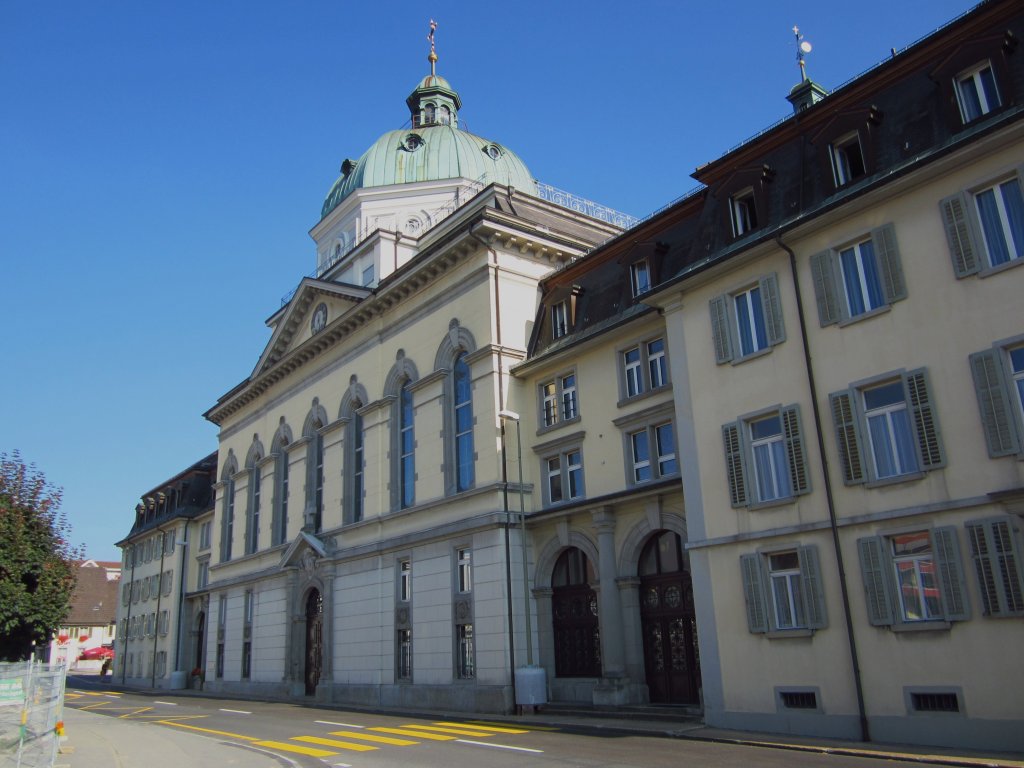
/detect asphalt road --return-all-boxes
[63,676,951,768]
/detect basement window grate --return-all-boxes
[779,691,818,710]
[911,692,960,713]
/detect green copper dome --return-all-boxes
[321,71,537,219]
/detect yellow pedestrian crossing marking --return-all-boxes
[436,721,528,734]
[292,735,377,752]
[368,726,455,741]
[401,723,497,736]
[329,730,418,746]
[252,740,338,757]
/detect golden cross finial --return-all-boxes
[427,19,438,76]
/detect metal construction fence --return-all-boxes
[0,661,67,768]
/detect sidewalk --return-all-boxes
[58,706,288,768]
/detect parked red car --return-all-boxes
[79,645,115,661]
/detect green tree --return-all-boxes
[0,452,80,661]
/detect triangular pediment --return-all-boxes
[280,530,329,571]
[253,278,370,378]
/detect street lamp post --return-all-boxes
[498,410,532,665]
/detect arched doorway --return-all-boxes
[551,548,601,677]
[304,589,323,695]
[639,531,700,705]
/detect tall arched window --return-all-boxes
[346,405,364,523]
[454,352,474,492]
[219,453,238,563]
[303,401,328,534]
[313,432,324,532]
[271,424,291,547]
[245,438,264,556]
[399,381,415,508]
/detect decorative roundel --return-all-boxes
[485,144,502,160]
[311,302,328,335]
[404,134,424,151]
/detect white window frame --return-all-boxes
[630,259,651,296]
[538,370,579,430]
[941,169,1024,277]
[457,548,472,594]
[810,224,905,326]
[954,60,1000,124]
[199,520,212,550]
[723,404,810,508]
[829,369,944,486]
[619,336,669,402]
[620,419,678,487]
[551,300,570,339]
[730,187,757,237]
[710,274,786,365]
[543,448,584,505]
[830,130,866,186]
[740,545,826,635]
[399,559,411,602]
[969,340,1024,458]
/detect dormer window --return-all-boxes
[551,300,570,339]
[730,189,757,237]
[830,131,866,187]
[955,61,1000,123]
[630,259,651,296]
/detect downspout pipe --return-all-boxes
[777,234,870,742]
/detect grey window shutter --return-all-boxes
[781,404,810,495]
[939,192,980,278]
[858,536,894,626]
[722,422,748,507]
[759,273,786,346]
[904,368,945,470]
[798,545,827,629]
[709,294,734,364]
[740,554,769,633]
[810,251,840,326]
[966,519,1024,616]
[871,223,907,304]
[931,526,970,622]
[969,349,1021,457]
[830,390,865,484]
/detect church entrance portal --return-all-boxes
[304,589,323,696]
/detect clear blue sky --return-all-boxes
[1,0,973,561]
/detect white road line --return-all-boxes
[153,701,177,706]
[455,739,543,753]
[315,721,364,728]
[219,708,252,714]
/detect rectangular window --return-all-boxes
[352,413,364,523]
[740,546,826,633]
[863,381,919,479]
[248,466,261,555]
[223,479,235,562]
[971,344,1024,458]
[541,381,558,427]
[396,628,412,680]
[710,274,785,364]
[275,450,289,545]
[830,369,944,485]
[457,548,472,593]
[399,559,411,602]
[955,61,1000,123]
[399,385,415,509]
[314,433,324,532]
[199,521,212,550]
[456,623,475,679]
[624,347,643,397]
[964,517,1024,617]
[730,188,757,237]
[750,414,793,502]
[362,263,375,286]
[197,560,209,590]
[857,528,968,627]
[941,172,1024,277]
[620,337,668,400]
[539,371,579,429]
[830,131,866,186]
[551,300,569,339]
[561,373,578,420]
[630,259,651,296]
[545,449,584,504]
[734,285,768,357]
[810,224,905,326]
[723,405,808,507]
[630,422,678,485]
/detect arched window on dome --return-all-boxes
[439,105,450,125]
[423,103,436,125]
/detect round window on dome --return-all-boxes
[485,144,503,160]
[404,134,424,152]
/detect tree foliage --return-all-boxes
[0,451,80,661]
